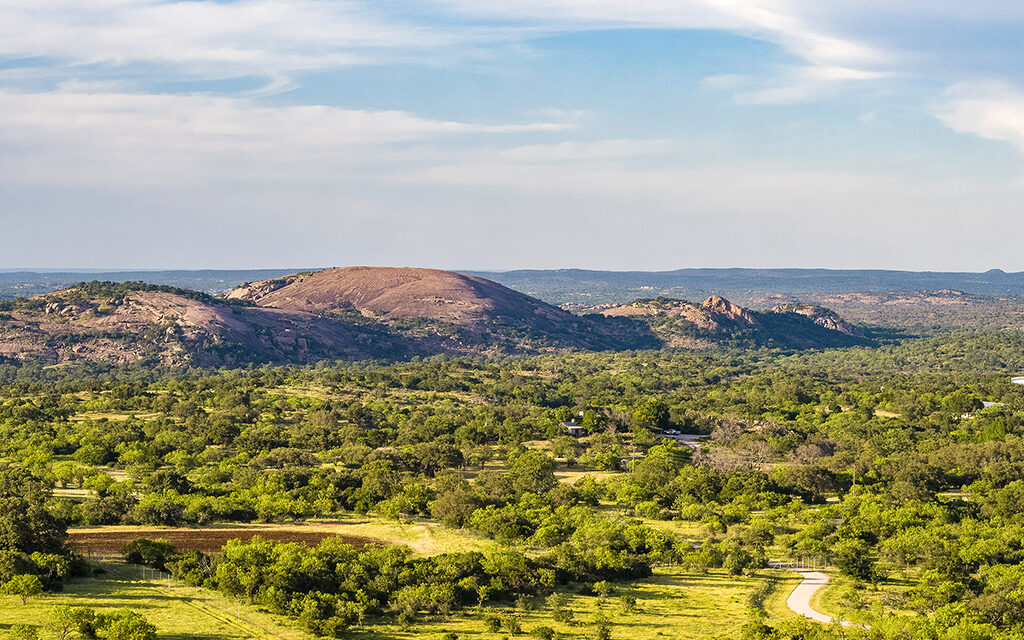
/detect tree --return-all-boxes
[100,609,157,640]
[483,614,501,632]
[0,466,66,554]
[2,574,43,604]
[122,538,177,570]
[47,606,98,640]
[632,399,670,432]
[431,490,480,528]
[507,451,557,496]
[832,538,874,581]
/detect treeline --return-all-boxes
[127,532,668,637]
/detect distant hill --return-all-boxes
[0,281,407,367]
[0,269,306,300]
[6,268,1024,305]
[600,296,865,349]
[0,270,866,367]
[228,267,646,353]
[466,268,1024,306]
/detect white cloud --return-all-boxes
[933,81,1024,155]
[0,0,894,94]
[0,0,491,79]
[498,139,672,163]
[704,64,891,105]
[430,0,889,80]
[0,89,569,187]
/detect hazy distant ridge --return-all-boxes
[467,268,1024,305]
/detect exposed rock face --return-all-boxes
[0,274,867,368]
[0,286,404,367]
[0,270,652,367]
[701,295,762,329]
[599,295,862,348]
[229,266,574,327]
[600,295,761,330]
[770,303,863,337]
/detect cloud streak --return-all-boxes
[0,89,570,186]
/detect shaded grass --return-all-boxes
[0,562,308,640]
[351,567,771,640]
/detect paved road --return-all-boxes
[785,569,838,624]
[769,563,858,627]
[665,433,704,450]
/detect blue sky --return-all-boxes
[2,1,1024,271]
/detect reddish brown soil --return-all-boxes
[68,528,379,555]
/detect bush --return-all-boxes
[7,625,38,640]
[1,574,43,604]
[122,538,177,571]
[483,614,501,632]
[99,609,157,640]
[530,626,555,640]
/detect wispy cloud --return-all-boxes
[933,81,1024,155]
[431,0,892,101]
[498,139,672,163]
[0,89,569,187]
[704,64,892,105]
[0,0,497,81]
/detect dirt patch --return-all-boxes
[68,528,380,556]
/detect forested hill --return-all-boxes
[466,268,1024,305]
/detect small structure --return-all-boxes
[1013,377,1024,386]
[562,420,586,437]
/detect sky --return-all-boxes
[2,1,1024,271]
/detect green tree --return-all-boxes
[1,574,43,604]
[47,606,98,640]
[508,451,557,496]
[631,399,670,432]
[100,610,157,640]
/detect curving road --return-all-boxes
[769,563,857,627]
[785,569,839,624]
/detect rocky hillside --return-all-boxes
[229,267,570,325]
[0,274,865,368]
[600,296,864,348]
[0,274,644,367]
[228,267,644,353]
[0,282,406,367]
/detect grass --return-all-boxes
[553,469,621,484]
[0,561,309,640]
[307,514,499,557]
[351,567,774,640]
[69,514,498,559]
[0,554,812,640]
[813,571,916,626]
[760,570,803,623]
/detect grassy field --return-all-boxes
[0,561,309,640]
[351,567,780,640]
[0,560,816,640]
[68,514,498,559]
[812,571,915,626]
